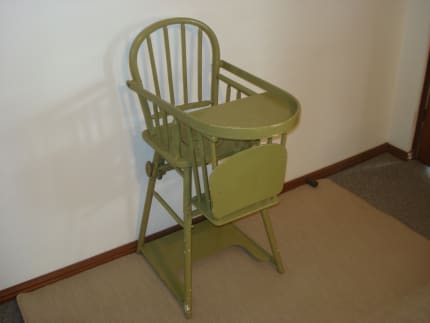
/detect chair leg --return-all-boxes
[260,209,285,273]
[183,167,193,319]
[137,153,161,253]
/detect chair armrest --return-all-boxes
[220,60,301,112]
[127,80,218,141]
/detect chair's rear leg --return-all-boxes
[137,153,161,252]
[183,167,193,319]
[261,209,285,273]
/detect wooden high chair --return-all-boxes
[127,17,300,318]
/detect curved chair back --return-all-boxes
[129,18,221,131]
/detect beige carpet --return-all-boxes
[17,180,430,323]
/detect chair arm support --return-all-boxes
[127,80,218,142]
[220,60,301,112]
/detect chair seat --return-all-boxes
[142,124,256,168]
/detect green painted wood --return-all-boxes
[127,81,299,141]
[146,36,164,138]
[196,133,211,209]
[181,23,188,104]
[183,167,192,318]
[261,209,285,273]
[192,194,279,226]
[140,221,273,306]
[137,152,161,252]
[197,28,203,102]
[128,17,222,120]
[236,89,241,100]
[281,133,287,145]
[127,17,300,319]
[176,100,212,111]
[209,144,286,219]
[147,35,161,97]
[218,73,256,96]
[141,125,254,168]
[226,84,231,102]
[163,26,175,105]
[153,191,184,227]
[190,93,298,140]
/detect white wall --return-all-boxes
[388,0,430,152]
[0,0,408,289]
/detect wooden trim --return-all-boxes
[386,143,410,161]
[282,143,392,192]
[0,241,136,303]
[412,47,430,159]
[0,217,205,303]
[0,142,408,303]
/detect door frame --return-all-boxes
[412,47,430,161]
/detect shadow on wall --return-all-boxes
[1,83,141,228]
[0,21,196,286]
[119,20,186,235]
[0,23,158,251]
[1,18,226,290]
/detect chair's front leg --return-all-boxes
[137,153,161,253]
[183,167,193,319]
[261,209,285,273]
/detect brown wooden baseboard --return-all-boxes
[0,142,408,303]
[0,242,136,304]
[386,143,410,161]
[0,216,205,304]
[282,143,400,192]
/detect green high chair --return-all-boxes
[127,17,300,318]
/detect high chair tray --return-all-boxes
[191,92,299,140]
